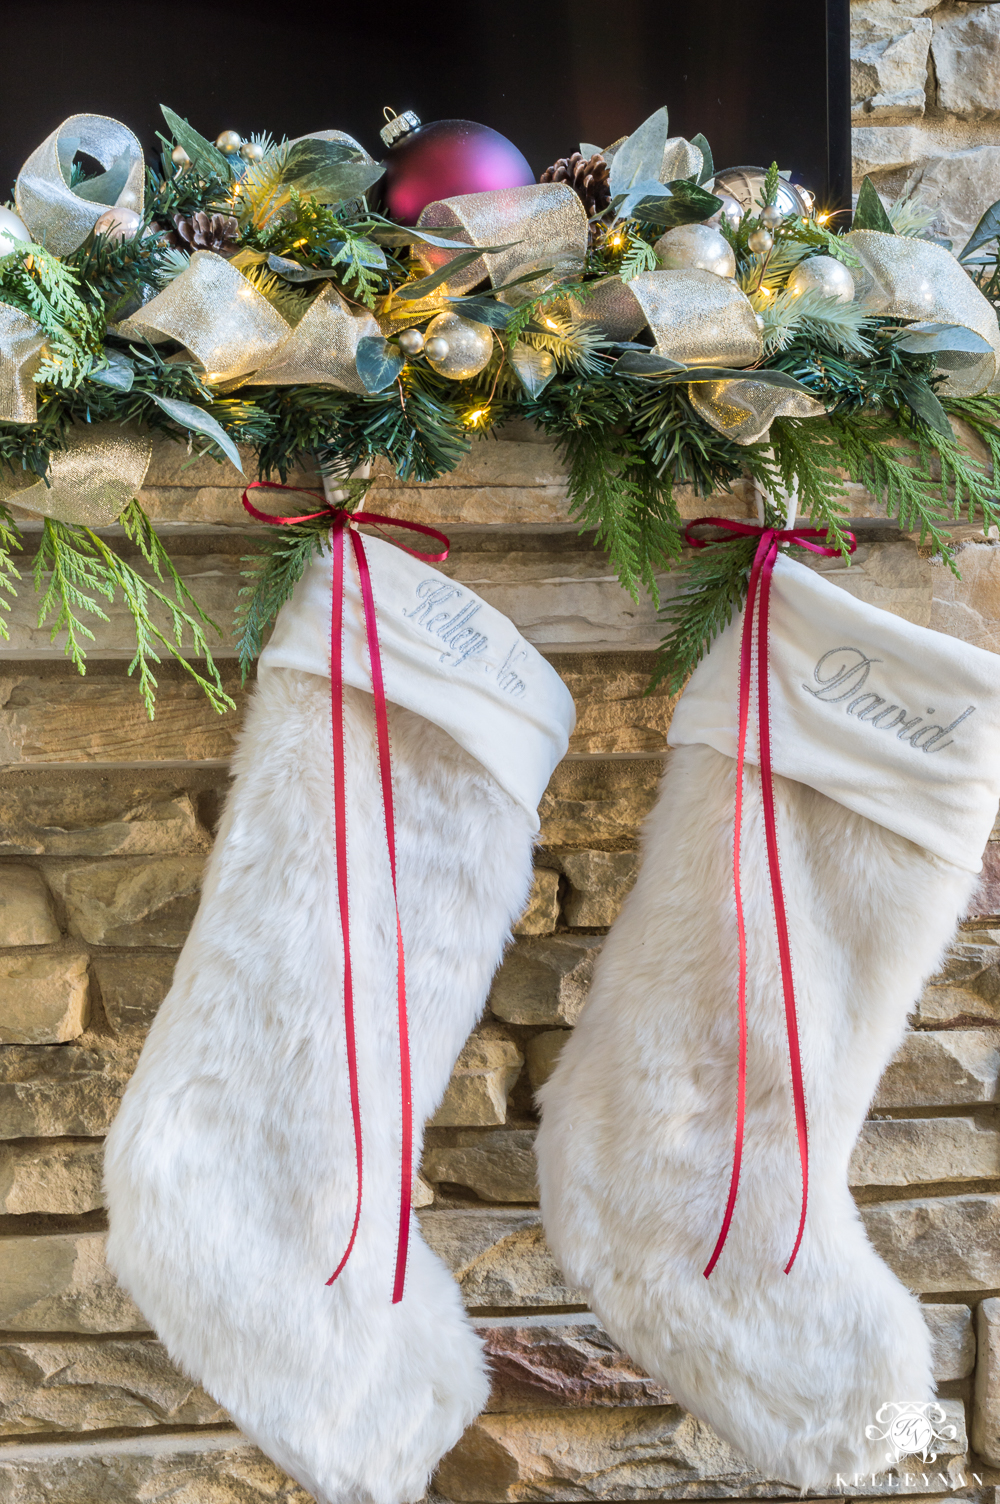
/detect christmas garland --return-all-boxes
[3,104,1000,713]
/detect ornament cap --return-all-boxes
[380,110,421,149]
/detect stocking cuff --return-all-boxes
[258,534,575,830]
[668,553,1000,871]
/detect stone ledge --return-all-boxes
[0,1430,310,1503]
[0,1233,147,1334]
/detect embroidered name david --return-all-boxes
[801,647,976,753]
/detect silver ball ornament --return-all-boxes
[747,227,773,255]
[423,336,451,362]
[760,204,783,231]
[215,130,243,155]
[0,205,29,257]
[654,223,736,279]
[93,207,142,242]
[423,313,494,379]
[397,327,426,355]
[713,166,811,220]
[785,254,856,304]
[240,141,264,163]
[171,145,191,169]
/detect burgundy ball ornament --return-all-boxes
[379,110,535,224]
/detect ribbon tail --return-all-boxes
[756,546,809,1274]
[327,524,365,1286]
[703,538,768,1279]
[350,530,413,1305]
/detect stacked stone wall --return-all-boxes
[5,26,1000,1489]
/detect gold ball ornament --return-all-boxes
[93,206,142,242]
[397,327,425,355]
[215,130,243,155]
[786,254,855,304]
[423,312,493,379]
[240,141,264,163]
[760,204,783,231]
[655,223,736,279]
[0,205,30,257]
[747,227,773,255]
[171,145,191,170]
[423,336,450,362]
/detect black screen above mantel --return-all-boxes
[1,0,849,212]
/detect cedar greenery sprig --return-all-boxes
[0,504,22,640]
[32,503,233,718]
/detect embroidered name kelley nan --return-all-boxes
[801,647,976,754]
[402,579,530,697]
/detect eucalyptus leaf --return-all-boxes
[580,142,603,159]
[445,296,517,328]
[368,223,475,250]
[395,243,520,300]
[282,138,385,203]
[355,335,406,393]
[160,105,235,183]
[853,176,895,235]
[148,393,244,473]
[960,197,1000,262]
[900,379,952,437]
[675,367,815,391]
[89,350,135,391]
[611,177,670,223]
[267,253,343,283]
[691,133,714,187]
[509,343,557,398]
[608,107,671,202]
[894,323,993,356]
[614,350,688,377]
[633,180,723,229]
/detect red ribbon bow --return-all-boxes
[243,480,449,1303]
[685,516,856,1278]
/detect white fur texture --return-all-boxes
[105,667,537,1504]
[536,744,976,1490]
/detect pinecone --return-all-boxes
[540,151,611,221]
[172,211,240,257]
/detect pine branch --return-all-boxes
[235,514,334,679]
[520,314,610,376]
[758,288,873,359]
[560,428,682,605]
[765,417,855,558]
[0,504,22,641]
[653,534,759,693]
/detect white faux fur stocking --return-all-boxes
[537,742,975,1488]
[105,594,565,1503]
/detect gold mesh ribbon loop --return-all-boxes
[415,183,589,294]
[118,253,292,384]
[846,230,1000,398]
[0,421,153,526]
[627,270,763,368]
[689,379,825,445]
[0,307,46,425]
[254,286,379,392]
[15,114,145,256]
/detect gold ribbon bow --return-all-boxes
[119,254,377,390]
[0,421,153,526]
[846,230,1000,398]
[15,114,144,256]
[415,183,590,294]
[0,307,47,425]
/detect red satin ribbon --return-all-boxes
[686,517,856,1278]
[242,480,449,1303]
